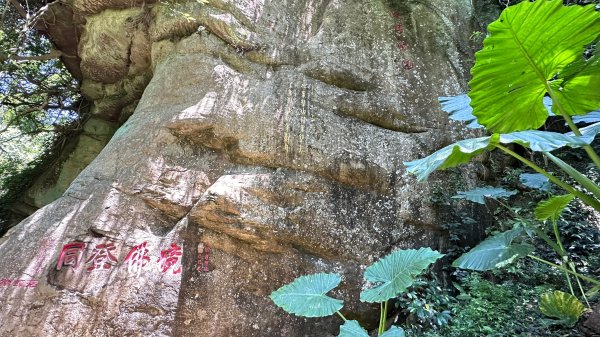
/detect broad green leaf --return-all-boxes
[498,131,591,152]
[558,34,600,86]
[469,0,600,132]
[404,130,587,181]
[553,34,600,117]
[520,173,551,191]
[360,248,444,303]
[573,111,600,124]
[453,186,517,204]
[404,136,496,181]
[569,121,600,143]
[534,194,574,222]
[439,94,482,129]
[338,320,369,337]
[440,94,553,128]
[452,228,533,271]
[539,290,586,327]
[270,273,343,317]
[381,326,406,337]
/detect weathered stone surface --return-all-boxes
[583,304,600,336]
[13,117,119,215]
[0,0,496,336]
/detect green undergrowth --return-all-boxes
[404,145,600,337]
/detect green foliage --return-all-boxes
[423,274,576,337]
[469,0,600,132]
[404,136,497,181]
[395,278,452,333]
[539,290,586,327]
[534,194,574,222]
[339,320,405,337]
[270,248,442,336]
[404,130,594,181]
[452,186,517,204]
[269,273,343,318]
[0,0,82,232]
[361,248,444,303]
[452,228,533,271]
[405,3,600,326]
[339,320,370,337]
[520,173,551,191]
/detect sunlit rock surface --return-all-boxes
[0,0,495,336]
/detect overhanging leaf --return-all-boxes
[520,173,551,191]
[338,320,369,337]
[270,273,343,317]
[404,130,589,181]
[498,131,591,152]
[404,136,496,181]
[338,321,405,337]
[453,186,517,204]
[567,121,600,144]
[534,194,574,222]
[439,94,482,129]
[573,111,600,124]
[380,326,406,337]
[360,248,443,303]
[452,228,533,271]
[553,33,600,116]
[540,290,586,327]
[469,0,600,132]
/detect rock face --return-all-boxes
[0,0,494,336]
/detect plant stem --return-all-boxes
[545,83,600,170]
[336,311,347,322]
[564,265,576,296]
[496,144,600,210]
[383,300,388,332]
[527,254,600,286]
[378,301,387,336]
[570,262,591,308]
[551,219,575,296]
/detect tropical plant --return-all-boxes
[404,0,600,325]
[270,247,444,336]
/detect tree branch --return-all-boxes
[1,49,62,62]
[7,0,27,19]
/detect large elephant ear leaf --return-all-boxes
[380,326,406,337]
[540,290,586,327]
[469,0,600,132]
[270,273,343,317]
[403,136,496,181]
[360,248,444,303]
[453,186,517,205]
[338,320,369,337]
[452,228,533,271]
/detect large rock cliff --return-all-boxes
[0,0,494,336]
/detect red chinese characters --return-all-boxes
[394,23,404,34]
[124,242,151,274]
[56,242,86,270]
[54,240,187,276]
[197,243,210,273]
[402,58,415,70]
[86,242,118,272]
[0,278,38,288]
[158,243,182,274]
